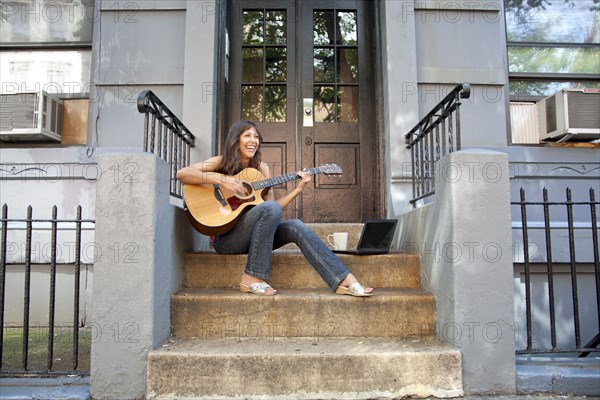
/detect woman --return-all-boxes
[176,120,372,297]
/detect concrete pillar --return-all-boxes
[90,152,188,399]
[397,149,516,394]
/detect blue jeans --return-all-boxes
[213,201,351,291]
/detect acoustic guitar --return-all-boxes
[183,164,342,235]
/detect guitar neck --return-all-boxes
[252,167,322,190]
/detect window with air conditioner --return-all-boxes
[0,91,64,142]
[537,89,600,142]
[0,0,92,145]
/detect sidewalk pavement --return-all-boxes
[0,377,598,400]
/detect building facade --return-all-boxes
[1,1,598,398]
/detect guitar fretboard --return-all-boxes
[252,167,321,190]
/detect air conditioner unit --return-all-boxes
[537,89,600,142]
[0,91,63,142]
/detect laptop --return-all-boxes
[333,219,398,255]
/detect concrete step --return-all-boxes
[147,336,463,400]
[183,252,420,289]
[171,288,435,339]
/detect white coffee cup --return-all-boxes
[327,232,348,251]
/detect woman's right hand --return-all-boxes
[221,176,248,197]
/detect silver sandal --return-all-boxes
[239,282,277,296]
[335,282,373,297]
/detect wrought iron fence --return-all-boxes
[0,204,94,375]
[405,83,471,206]
[137,90,196,199]
[513,187,599,355]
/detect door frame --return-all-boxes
[213,0,387,219]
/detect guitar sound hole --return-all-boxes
[240,182,254,198]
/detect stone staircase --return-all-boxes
[146,224,463,399]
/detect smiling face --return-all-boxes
[238,126,261,164]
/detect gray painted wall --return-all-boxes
[87,2,186,148]
[87,1,217,161]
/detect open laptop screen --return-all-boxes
[359,220,398,250]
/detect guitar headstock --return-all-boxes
[318,163,342,176]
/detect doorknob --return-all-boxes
[305,137,313,145]
[303,98,313,127]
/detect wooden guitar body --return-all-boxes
[183,164,341,236]
[183,168,268,236]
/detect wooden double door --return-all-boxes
[225,0,380,222]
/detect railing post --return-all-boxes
[519,188,533,352]
[47,205,58,371]
[22,206,33,370]
[73,205,82,371]
[542,188,557,350]
[0,204,8,369]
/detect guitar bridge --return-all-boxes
[213,184,228,207]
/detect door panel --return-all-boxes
[228,1,297,220]
[227,0,377,222]
[300,0,375,222]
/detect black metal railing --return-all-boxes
[0,204,94,375]
[513,187,600,355]
[137,90,196,199]
[405,83,471,206]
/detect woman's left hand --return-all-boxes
[297,170,312,190]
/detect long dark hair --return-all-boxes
[219,120,263,175]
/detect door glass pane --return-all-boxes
[338,48,358,83]
[266,11,286,44]
[243,11,264,44]
[314,48,335,83]
[265,85,286,122]
[314,85,335,122]
[314,11,335,45]
[265,47,286,81]
[242,85,263,121]
[337,12,357,45]
[243,48,263,82]
[242,9,288,122]
[338,86,359,122]
[313,10,360,123]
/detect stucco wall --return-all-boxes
[396,149,516,394]
[91,152,191,400]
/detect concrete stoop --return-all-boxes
[146,223,464,399]
[147,337,463,400]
